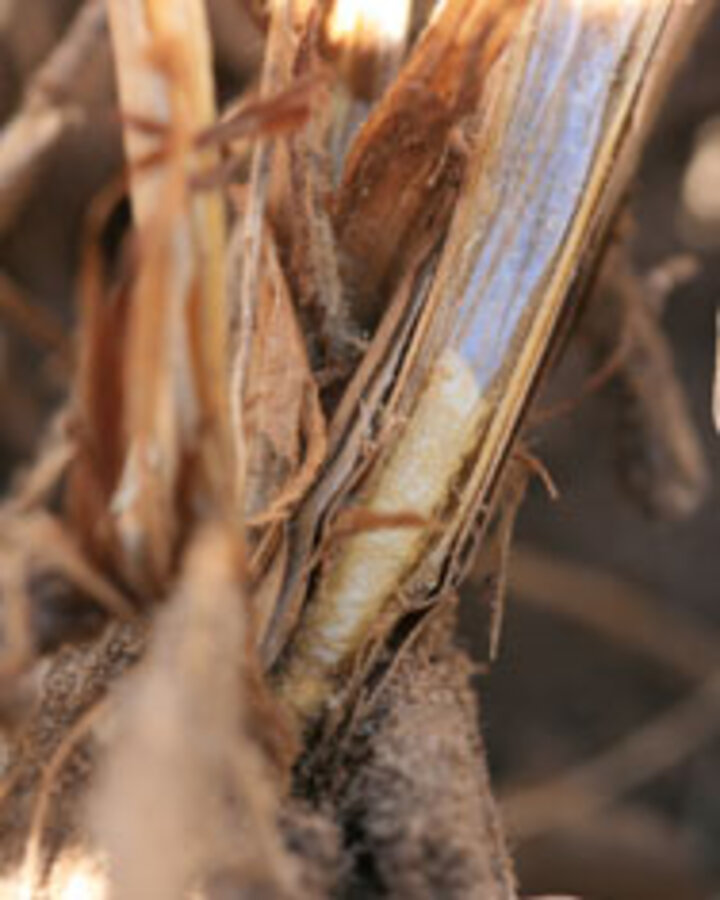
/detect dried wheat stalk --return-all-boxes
[270,0,704,721]
[103,0,233,592]
[0,0,108,235]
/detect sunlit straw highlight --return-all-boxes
[326,0,411,50]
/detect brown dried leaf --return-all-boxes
[228,193,326,525]
[66,182,131,570]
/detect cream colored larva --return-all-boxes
[277,349,486,720]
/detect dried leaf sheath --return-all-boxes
[334,0,528,331]
[231,203,326,526]
[230,0,297,506]
[101,0,231,589]
[273,0,682,720]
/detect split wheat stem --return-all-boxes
[277,350,487,720]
